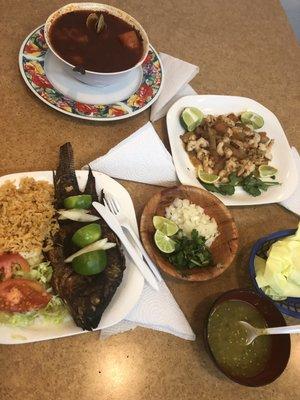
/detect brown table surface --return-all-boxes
[1,0,300,399]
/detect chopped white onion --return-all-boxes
[165,198,219,247]
[58,209,100,222]
[64,239,116,263]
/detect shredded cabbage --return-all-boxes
[0,311,37,326]
[38,296,69,324]
[255,223,300,300]
[0,262,69,326]
[14,261,53,286]
[0,296,69,327]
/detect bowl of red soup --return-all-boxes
[44,3,149,86]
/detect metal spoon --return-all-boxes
[239,321,300,345]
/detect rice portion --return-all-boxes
[165,198,218,246]
[0,178,58,253]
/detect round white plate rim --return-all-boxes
[0,170,144,344]
[18,24,164,122]
[167,94,298,206]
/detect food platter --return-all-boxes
[167,95,298,206]
[0,170,144,344]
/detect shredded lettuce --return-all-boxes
[0,311,37,326]
[0,296,68,327]
[0,262,69,327]
[14,261,53,286]
[19,250,43,268]
[38,296,69,324]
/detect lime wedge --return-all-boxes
[180,107,204,132]
[258,165,278,178]
[72,250,107,275]
[153,216,179,236]
[241,111,264,129]
[72,223,101,248]
[198,169,220,184]
[63,194,92,209]
[154,230,176,254]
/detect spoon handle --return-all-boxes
[265,325,300,335]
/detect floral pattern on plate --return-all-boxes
[20,26,163,120]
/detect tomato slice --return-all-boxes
[0,279,51,312]
[0,253,30,280]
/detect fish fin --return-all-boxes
[84,166,98,202]
[55,143,81,206]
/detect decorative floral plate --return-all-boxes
[19,25,164,121]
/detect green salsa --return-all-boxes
[207,300,272,378]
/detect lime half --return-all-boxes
[154,230,176,254]
[153,216,178,236]
[72,250,107,275]
[180,107,204,132]
[72,223,102,248]
[258,165,278,178]
[198,169,220,184]
[64,194,92,210]
[241,111,264,129]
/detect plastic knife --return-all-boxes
[92,201,159,291]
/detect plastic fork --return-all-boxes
[103,192,162,282]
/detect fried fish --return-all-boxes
[46,143,125,330]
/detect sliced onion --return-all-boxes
[58,209,100,222]
[64,239,116,263]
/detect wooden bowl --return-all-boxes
[140,185,238,281]
[204,289,291,386]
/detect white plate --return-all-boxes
[167,95,298,206]
[0,170,144,344]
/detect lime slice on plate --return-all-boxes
[72,250,107,275]
[241,111,264,129]
[180,107,204,132]
[198,169,220,184]
[258,165,278,178]
[154,230,176,253]
[153,216,179,236]
[64,194,92,209]
[72,223,102,248]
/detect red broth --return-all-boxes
[49,10,144,73]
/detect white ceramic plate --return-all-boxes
[0,170,144,344]
[167,95,298,206]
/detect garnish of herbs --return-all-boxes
[200,172,280,197]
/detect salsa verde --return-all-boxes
[207,300,272,378]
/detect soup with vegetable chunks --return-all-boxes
[49,10,144,73]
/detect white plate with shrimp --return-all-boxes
[0,170,144,344]
[167,95,298,206]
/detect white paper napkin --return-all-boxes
[280,147,300,216]
[101,279,196,341]
[83,122,178,186]
[150,53,199,122]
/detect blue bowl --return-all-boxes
[249,228,300,318]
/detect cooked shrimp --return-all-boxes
[181,112,275,181]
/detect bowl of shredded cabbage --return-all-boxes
[249,223,300,318]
